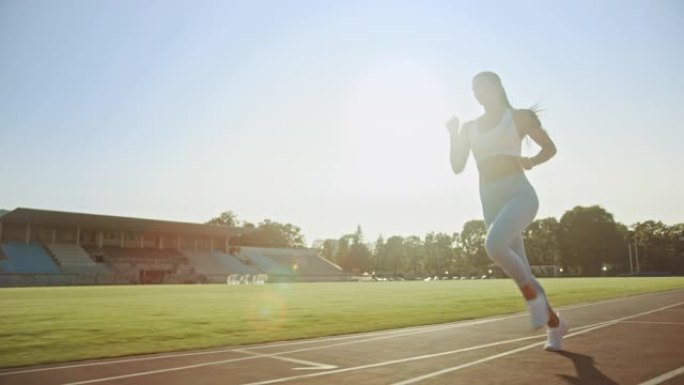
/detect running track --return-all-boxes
[2,289,683,385]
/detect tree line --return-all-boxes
[207,205,684,277]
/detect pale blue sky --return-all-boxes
[1,0,682,245]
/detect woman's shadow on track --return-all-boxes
[554,351,618,385]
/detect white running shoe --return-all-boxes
[544,313,569,351]
[526,293,549,330]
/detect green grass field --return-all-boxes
[2,277,684,368]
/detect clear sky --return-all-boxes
[1,0,682,246]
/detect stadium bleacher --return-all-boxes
[182,250,261,283]
[46,243,110,274]
[0,208,348,286]
[181,250,227,275]
[102,247,188,265]
[237,246,346,281]
[237,247,293,275]
[184,250,260,274]
[213,251,262,274]
[0,242,61,274]
[98,247,197,284]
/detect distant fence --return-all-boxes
[265,274,352,283]
[0,273,132,287]
[0,272,354,287]
[0,272,197,286]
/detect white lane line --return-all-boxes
[390,324,612,385]
[638,366,684,385]
[0,317,512,377]
[619,321,684,325]
[58,355,268,385]
[3,288,682,377]
[0,316,509,377]
[239,300,684,385]
[53,322,566,385]
[0,349,252,376]
[233,349,337,371]
[240,335,553,385]
[391,300,684,385]
[242,324,614,385]
[239,321,614,385]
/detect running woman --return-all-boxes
[445,71,567,351]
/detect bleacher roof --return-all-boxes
[0,208,250,237]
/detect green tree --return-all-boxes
[459,220,489,274]
[670,224,684,274]
[232,219,306,248]
[348,226,372,273]
[558,205,623,275]
[313,239,339,264]
[403,235,425,278]
[523,217,561,266]
[435,232,457,276]
[424,232,455,277]
[385,236,406,278]
[370,235,385,273]
[335,235,352,272]
[450,231,468,277]
[632,221,677,273]
[206,211,240,227]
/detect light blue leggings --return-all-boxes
[480,172,545,294]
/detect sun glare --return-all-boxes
[339,59,453,198]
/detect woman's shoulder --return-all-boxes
[512,108,541,127]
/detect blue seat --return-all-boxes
[212,251,262,274]
[0,242,61,274]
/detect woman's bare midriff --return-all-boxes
[477,155,524,183]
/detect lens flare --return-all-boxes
[245,292,287,332]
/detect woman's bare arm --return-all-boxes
[446,117,471,174]
[515,110,557,169]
